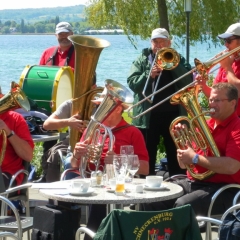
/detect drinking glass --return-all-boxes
[113,154,128,195]
[126,155,140,182]
[120,145,134,155]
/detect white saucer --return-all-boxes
[106,188,115,193]
[69,187,94,196]
[143,183,168,191]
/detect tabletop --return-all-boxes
[37,179,183,205]
[31,133,60,143]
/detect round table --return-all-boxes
[38,179,183,206]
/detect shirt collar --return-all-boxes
[208,112,238,130]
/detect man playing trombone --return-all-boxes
[196,22,240,116]
[127,28,193,177]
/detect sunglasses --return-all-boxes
[223,37,240,44]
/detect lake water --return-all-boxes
[0,34,223,94]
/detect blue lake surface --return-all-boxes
[0,34,222,94]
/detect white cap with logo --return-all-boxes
[55,22,73,34]
[218,23,240,39]
[151,28,170,40]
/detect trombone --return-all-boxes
[127,45,240,119]
[142,47,180,103]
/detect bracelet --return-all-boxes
[72,154,80,162]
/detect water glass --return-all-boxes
[113,154,128,195]
[126,155,140,182]
[120,145,134,155]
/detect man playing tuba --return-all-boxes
[140,83,240,217]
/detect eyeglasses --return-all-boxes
[208,98,230,104]
[223,37,240,44]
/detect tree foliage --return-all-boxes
[86,0,240,45]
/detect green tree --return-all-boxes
[86,0,240,44]
[20,19,25,33]
[35,23,46,33]
[1,26,10,34]
[55,16,60,26]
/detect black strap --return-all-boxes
[46,47,58,65]
[112,124,131,133]
[45,44,74,66]
[65,44,74,66]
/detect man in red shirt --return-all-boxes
[196,22,240,116]
[34,22,75,183]
[141,82,240,217]
[69,95,149,239]
[39,21,75,69]
[0,111,34,188]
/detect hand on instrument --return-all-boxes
[0,120,11,136]
[219,55,234,70]
[73,139,89,159]
[104,150,116,164]
[150,65,162,79]
[195,73,208,87]
[177,146,196,166]
[68,114,88,132]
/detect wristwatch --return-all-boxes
[192,154,199,165]
[7,130,15,139]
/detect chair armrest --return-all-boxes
[5,183,32,195]
[207,184,240,217]
[164,174,187,182]
[196,216,222,226]
[75,227,96,240]
[60,168,80,181]
[9,169,29,188]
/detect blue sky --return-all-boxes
[0,0,88,10]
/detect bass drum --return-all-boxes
[19,65,74,113]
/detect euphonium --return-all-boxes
[168,47,240,180]
[80,79,133,178]
[0,82,30,166]
[68,35,110,151]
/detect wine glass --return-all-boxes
[126,155,140,182]
[120,145,134,155]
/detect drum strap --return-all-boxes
[46,44,74,66]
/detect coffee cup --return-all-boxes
[71,180,90,193]
[146,176,163,188]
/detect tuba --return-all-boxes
[68,35,110,151]
[80,79,133,178]
[0,82,30,165]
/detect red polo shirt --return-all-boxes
[187,112,240,183]
[39,45,75,70]
[0,111,34,185]
[214,60,240,115]
[80,119,149,171]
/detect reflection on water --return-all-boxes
[0,34,222,94]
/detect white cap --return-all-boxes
[55,22,73,34]
[151,28,170,40]
[218,23,240,39]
